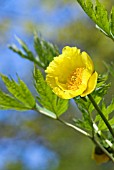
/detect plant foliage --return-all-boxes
[104,61,114,77]
[95,98,114,130]
[4,0,114,164]
[1,35,69,118]
[34,33,59,69]
[0,74,36,110]
[9,34,59,69]
[77,0,114,40]
[74,73,111,131]
[34,66,69,117]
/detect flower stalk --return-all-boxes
[57,117,114,162]
[88,94,114,138]
[91,137,114,162]
[57,117,91,138]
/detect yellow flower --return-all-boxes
[45,46,98,99]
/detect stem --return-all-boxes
[93,122,113,148]
[88,94,114,138]
[35,105,114,162]
[57,117,91,138]
[57,118,114,162]
[92,137,114,162]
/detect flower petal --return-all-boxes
[81,51,94,73]
[45,46,85,85]
[81,71,98,97]
[45,46,98,99]
[52,86,85,99]
[52,68,91,99]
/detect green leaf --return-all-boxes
[9,35,59,69]
[75,73,110,113]
[106,98,114,115]
[0,74,36,109]
[33,66,69,116]
[34,33,59,69]
[83,0,95,18]
[74,73,110,131]
[96,73,109,87]
[15,36,31,53]
[89,73,110,130]
[0,90,30,110]
[104,62,114,77]
[95,101,107,130]
[74,115,92,131]
[110,6,114,37]
[55,98,69,116]
[92,73,110,104]
[95,98,114,130]
[74,96,93,130]
[8,37,43,68]
[95,0,110,34]
[36,103,57,119]
[77,0,110,36]
[109,118,114,128]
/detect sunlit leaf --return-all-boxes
[1,74,36,109]
[74,73,110,131]
[33,66,69,116]
[0,90,30,110]
[8,37,43,68]
[77,0,110,36]
[34,33,59,69]
[95,98,114,130]
[110,6,114,37]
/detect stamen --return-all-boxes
[67,67,84,90]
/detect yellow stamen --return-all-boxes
[67,67,84,90]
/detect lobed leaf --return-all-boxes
[9,35,59,69]
[34,33,59,69]
[33,66,69,116]
[77,0,111,37]
[110,7,114,37]
[15,36,31,53]
[0,90,29,110]
[9,37,44,68]
[95,98,114,130]
[74,73,110,131]
[74,96,93,130]
[95,0,110,35]
[0,74,36,109]
[104,62,114,77]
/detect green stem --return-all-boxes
[93,122,113,148]
[57,117,91,138]
[57,118,114,162]
[92,137,114,162]
[88,94,114,138]
[35,104,114,162]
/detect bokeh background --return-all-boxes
[0,0,114,169]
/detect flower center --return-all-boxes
[67,67,84,90]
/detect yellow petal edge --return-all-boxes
[81,71,98,97]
